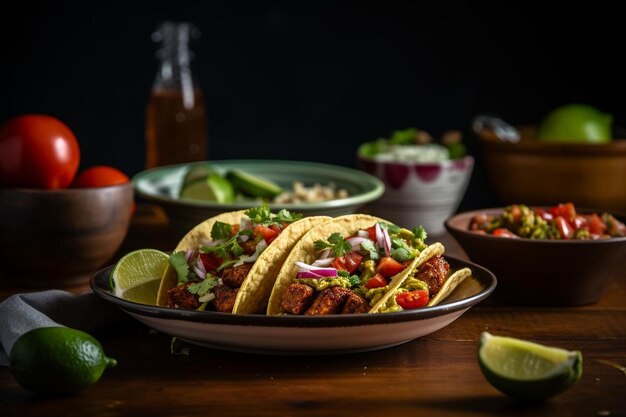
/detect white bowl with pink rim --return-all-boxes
[357,155,474,235]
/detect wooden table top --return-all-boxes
[1,205,625,417]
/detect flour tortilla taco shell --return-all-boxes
[157,210,332,313]
[266,214,441,315]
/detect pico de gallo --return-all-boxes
[279,222,449,314]
[469,203,626,240]
[167,204,303,312]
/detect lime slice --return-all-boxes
[110,249,169,305]
[226,169,282,198]
[180,173,235,203]
[478,332,583,401]
[182,164,215,185]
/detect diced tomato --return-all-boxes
[254,225,279,244]
[199,253,223,273]
[364,273,387,289]
[509,205,523,223]
[396,290,429,309]
[550,203,576,224]
[230,224,240,236]
[365,225,377,241]
[583,213,606,235]
[492,228,519,238]
[573,215,586,229]
[331,252,363,273]
[376,256,406,278]
[554,216,574,239]
[534,208,553,221]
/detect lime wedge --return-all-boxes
[478,332,583,401]
[110,249,169,305]
[180,173,235,203]
[183,164,215,185]
[226,169,282,198]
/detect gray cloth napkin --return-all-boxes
[0,290,124,366]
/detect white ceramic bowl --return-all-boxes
[357,155,474,235]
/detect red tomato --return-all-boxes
[492,228,519,238]
[396,290,429,309]
[364,273,387,289]
[554,216,574,239]
[72,165,129,188]
[365,225,377,241]
[550,203,576,224]
[199,253,223,273]
[376,256,405,278]
[0,115,80,189]
[533,208,553,221]
[254,225,279,244]
[331,252,363,273]
[583,213,606,236]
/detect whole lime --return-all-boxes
[9,327,117,394]
[537,103,613,144]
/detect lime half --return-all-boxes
[183,164,216,185]
[180,173,235,203]
[478,332,582,401]
[110,249,169,305]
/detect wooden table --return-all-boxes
[1,205,625,417]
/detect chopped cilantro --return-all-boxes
[347,274,362,288]
[245,203,272,225]
[217,259,239,272]
[382,222,401,234]
[274,209,303,223]
[413,225,427,241]
[187,276,219,296]
[337,270,349,277]
[168,251,190,284]
[391,247,411,262]
[360,239,380,261]
[211,221,232,240]
[314,232,352,257]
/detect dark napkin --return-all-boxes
[0,290,124,366]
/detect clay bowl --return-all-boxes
[478,126,626,213]
[0,183,134,288]
[445,207,626,306]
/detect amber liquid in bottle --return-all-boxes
[145,88,207,168]
[145,22,208,169]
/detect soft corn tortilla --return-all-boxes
[156,210,332,313]
[369,242,445,313]
[427,267,472,306]
[267,214,440,315]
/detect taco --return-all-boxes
[156,204,331,314]
[267,214,445,315]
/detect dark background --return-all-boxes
[2,1,624,209]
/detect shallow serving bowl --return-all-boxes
[478,126,626,213]
[91,256,496,355]
[0,183,133,288]
[445,207,626,306]
[133,160,385,237]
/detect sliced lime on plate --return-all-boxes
[180,173,235,203]
[110,249,169,305]
[478,332,583,401]
[182,164,216,185]
[226,169,282,198]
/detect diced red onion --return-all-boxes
[234,239,268,267]
[239,234,250,242]
[297,270,324,279]
[201,238,223,247]
[295,262,337,276]
[196,258,207,274]
[296,268,337,278]
[382,227,392,256]
[357,230,370,238]
[319,249,331,259]
[184,248,194,262]
[312,257,334,267]
[193,266,205,278]
[375,223,384,249]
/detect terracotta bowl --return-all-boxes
[357,154,474,236]
[0,183,134,288]
[445,207,626,306]
[478,126,626,213]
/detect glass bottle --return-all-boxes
[145,22,208,169]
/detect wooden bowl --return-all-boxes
[445,208,626,306]
[0,183,133,288]
[478,126,626,212]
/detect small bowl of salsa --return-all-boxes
[445,203,626,306]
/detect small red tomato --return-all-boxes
[0,114,80,189]
[364,273,387,289]
[396,290,429,309]
[72,165,130,188]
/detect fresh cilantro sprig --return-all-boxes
[413,225,427,241]
[245,202,303,226]
[211,221,232,240]
[338,270,362,288]
[168,251,190,284]
[274,209,303,223]
[187,276,219,296]
[202,236,244,267]
[360,239,380,261]
[391,238,417,262]
[314,233,352,257]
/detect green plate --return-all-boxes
[133,160,385,236]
